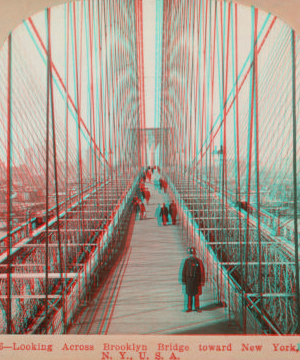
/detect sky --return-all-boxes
[0,0,294,170]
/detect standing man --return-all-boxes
[182,247,205,312]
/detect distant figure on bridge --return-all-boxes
[163,179,168,193]
[147,169,152,182]
[160,203,169,226]
[169,200,178,225]
[145,188,150,205]
[139,178,145,190]
[136,188,142,201]
[140,202,146,219]
[142,171,146,182]
[133,196,140,220]
[155,203,162,226]
[160,178,167,193]
[182,247,205,313]
[159,177,163,192]
[141,189,146,201]
[36,216,44,229]
[154,178,160,193]
[165,202,171,224]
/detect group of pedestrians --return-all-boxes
[133,195,146,220]
[134,166,178,227]
[134,167,207,314]
[133,169,154,220]
[142,165,156,182]
[138,182,150,205]
[155,199,178,226]
[134,167,207,313]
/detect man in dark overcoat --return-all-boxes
[182,247,205,312]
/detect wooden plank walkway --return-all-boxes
[68,171,242,335]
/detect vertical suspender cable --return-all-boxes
[6,32,12,335]
[138,0,147,166]
[45,8,50,334]
[243,6,255,333]
[101,0,109,246]
[48,7,66,333]
[70,2,80,298]
[96,0,105,247]
[253,7,263,332]
[205,0,212,207]
[222,1,231,308]
[160,1,165,171]
[219,0,225,276]
[64,2,70,327]
[208,2,217,204]
[187,0,196,246]
[292,29,300,335]
[233,3,243,290]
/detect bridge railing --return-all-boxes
[0,170,137,260]
[29,171,140,334]
[0,179,110,255]
[166,172,291,334]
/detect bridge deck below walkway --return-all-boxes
[68,172,242,335]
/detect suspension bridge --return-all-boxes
[0,0,300,335]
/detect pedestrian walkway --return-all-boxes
[68,171,242,335]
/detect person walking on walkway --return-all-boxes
[182,247,205,312]
[147,169,152,182]
[153,178,159,193]
[160,203,169,226]
[155,203,162,226]
[163,179,168,193]
[165,202,171,224]
[159,177,163,192]
[145,188,150,205]
[169,200,178,225]
[140,201,146,219]
[133,197,140,220]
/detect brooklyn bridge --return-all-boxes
[0,0,300,335]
